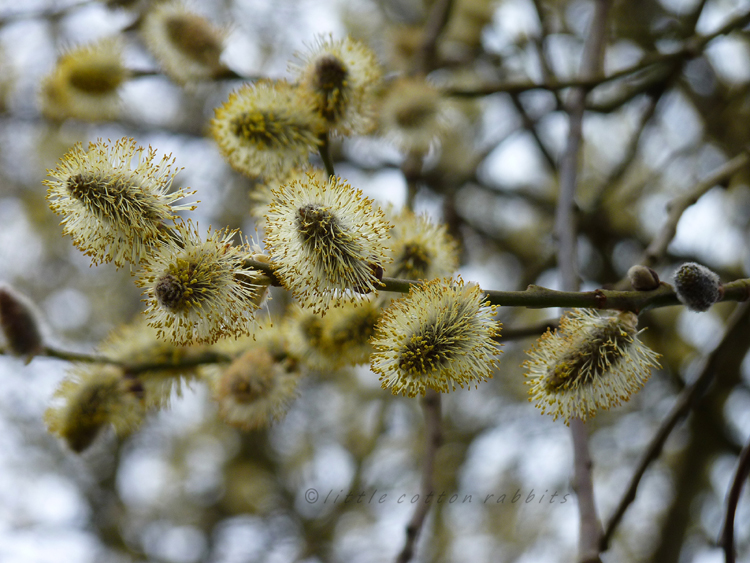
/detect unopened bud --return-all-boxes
[673,262,722,312]
[627,265,660,291]
[0,285,43,361]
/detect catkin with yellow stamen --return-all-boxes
[384,206,459,281]
[371,277,501,397]
[264,173,392,314]
[44,137,196,267]
[136,219,267,345]
[523,309,661,424]
[291,35,383,136]
[249,166,327,224]
[211,79,324,179]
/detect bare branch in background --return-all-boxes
[600,301,750,552]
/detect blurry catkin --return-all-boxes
[211,79,324,179]
[441,0,497,54]
[0,285,43,362]
[378,77,453,154]
[40,37,129,121]
[383,206,459,281]
[673,262,722,312]
[141,1,228,84]
[45,365,145,452]
[212,347,300,431]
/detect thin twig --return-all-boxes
[719,434,750,563]
[529,0,564,110]
[4,344,233,373]
[401,151,423,211]
[444,58,660,97]
[600,301,750,552]
[509,93,557,171]
[318,132,336,179]
[444,7,750,99]
[571,416,601,563]
[585,64,677,113]
[640,148,750,268]
[414,0,455,74]
[395,390,442,563]
[590,95,659,208]
[128,67,257,81]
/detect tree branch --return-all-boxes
[241,258,750,312]
[600,300,750,552]
[590,94,659,207]
[444,7,750,99]
[719,433,750,563]
[640,148,750,268]
[498,319,559,341]
[509,93,557,171]
[318,132,336,179]
[414,0,455,74]
[556,2,611,561]
[6,344,233,373]
[395,390,442,563]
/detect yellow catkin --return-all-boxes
[523,309,661,424]
[371,277,501,397]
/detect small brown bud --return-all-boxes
[0,285,43,362]
[627,265,661,291]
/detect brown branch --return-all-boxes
[395,390,442,563]
[570,416,601,563]
[600,300,750,552]
[719,434,750,563]
[402,151,423,211]
[128,67,256,81]
[585,64,677,113]
[444,60,659,97]
[529,0,564,110]
[640,148,750,268]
